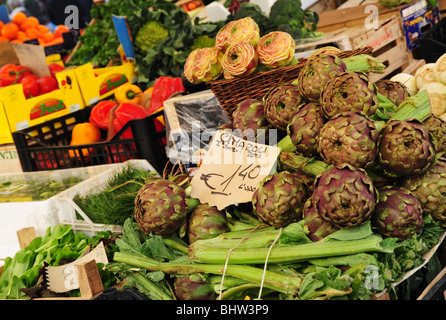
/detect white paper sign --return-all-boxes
[190,130,281,210]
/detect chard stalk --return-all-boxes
[278,151,331,176]
[188,235,386,265]
[113,251,303,296]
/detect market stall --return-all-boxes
[0,0,446,303]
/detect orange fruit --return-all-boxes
[37,24,49,34]
[54,25,69,38]
[0,20,4,30]
[12,12,27,26]
[26,17,39,28]
[11,39,23,43]
[0,35,9,42]
[39,32,54,43]
[25,27,39,40]
[20,20,34,31]
[16,31,27,41]
[1,23,19,40]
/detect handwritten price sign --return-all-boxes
[190,130,281,210]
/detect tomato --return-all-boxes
[20,75,40,98]
[48,63,65,78]
[37,76,58,94]
[0,64,32,86]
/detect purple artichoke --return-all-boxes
[320,71,379,118]
[303,198,339,242]
[297,53,347,102]
[422,115,446,154]
[174,274,215,300]
[371,186,423,241]
[134,178,188,236]
[263,84,305,131]
[317,112,379,168]
[232,98,270,142]
[377,119,436,178]
[187,203,230,244]
[252,171,308,228]
[375,79,410,107]
[287,102,326,157]
[400,157,446,227]
[311,163,378,228]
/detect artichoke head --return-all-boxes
[187,204,230,244]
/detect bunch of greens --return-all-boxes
[109,218,403,300]
[66,0,132,68]
[73,165,156,225]
[125,0,224,88]
[226,0,321,39]
[0,225,116,299]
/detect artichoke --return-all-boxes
[232,98,270,142]
[134,178,188,236]
[215,17,260,52]
[422,115,446,154]
[134,21,169,52]
[320,71,379,119]
[317,112,379,168]
[311,163,378,228]
[174,274,215,300]
[187,203,230,244]
[303,198,339,242]
[375,79,410,107]
[257,31,295,69]
[297,53,347,102]
[221,41,258,79]
[377,119,436,178]
[264,84,305,131]
[371,186,423,241]
[400,157,446,227]
[286,102,326,157]
[252,171,308,228]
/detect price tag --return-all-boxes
[190,130,281,210]
[46,242,109,293]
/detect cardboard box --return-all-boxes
[73,59,138,106]
[0,100,13,145]
[0,144,22,172]
[0,68,85,132]
[0,42,86,135]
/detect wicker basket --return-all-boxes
[208,47,374,119]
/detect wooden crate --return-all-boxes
[418,266,446,300]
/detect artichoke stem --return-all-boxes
[276,135,296,152]
[342,54,386,74]
[279,151,331,176]
[391,89,431,122]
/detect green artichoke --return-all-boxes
[422,115,446,154]
[375,79,410,107]
[134,21,169,52]
[252,171,308,228]
[377,119,436,178]
[311,163,378,229]
[134,178,188,236]
[302,198,339,242]
[297,53,347,102]
[232,98,270,135]
[317,112,379,168]
[263,84,305,131]
[320,71,379,119]
[174,274,215,300]
[400,157,446,227]
[371,186,423,241]
[286,102,326,157]
[187,204,230,244]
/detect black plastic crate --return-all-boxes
[412,18,446,63]
[12,106,168,173]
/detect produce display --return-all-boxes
[1,0,446,303]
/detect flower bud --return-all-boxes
[257,31,295,69]
[184,47,223,83]
[215,17,260,52]
[221,41,258,79]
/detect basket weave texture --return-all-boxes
[208,47,374,119]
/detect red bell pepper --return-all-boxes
[113,102,151,139]
[89,100,118,130]
[148,76,185,115]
